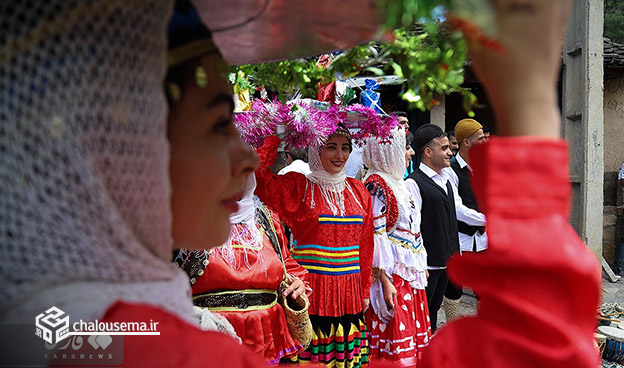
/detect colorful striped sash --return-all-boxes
[292,244,360,276]
[318,214,363,225]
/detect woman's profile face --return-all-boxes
[168,54,258,249]
[405,144,415,169]
[320,135,350,175]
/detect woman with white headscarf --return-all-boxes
[0,1,264,366]
[255,126,374,368]
[174,173,309,365]
[362,128,430,367]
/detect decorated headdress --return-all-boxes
[362,128,414,233]
[235,100,397,215]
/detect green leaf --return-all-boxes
[365,67,385,76]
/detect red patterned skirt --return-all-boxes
[367,275,431,367]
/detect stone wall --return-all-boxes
[604,205,618,263]
[603,75,624,173]
[602,70,624,263]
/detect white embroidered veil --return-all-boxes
[0,1,195,324]
[362,128,414,227]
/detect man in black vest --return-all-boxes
[442,118,488,322]
[405,124,459,332]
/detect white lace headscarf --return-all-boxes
[306,128,362,216]
[215,173,267,273]
[0,0,196,324]
[363,128,414,227]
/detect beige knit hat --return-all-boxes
[454,118,483,143]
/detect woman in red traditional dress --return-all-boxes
[255,126,374,368]
[175,174,309,365]
[362,128,431,367]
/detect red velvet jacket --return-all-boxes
[254,136,374,316]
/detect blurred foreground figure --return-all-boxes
[421,1,601,367]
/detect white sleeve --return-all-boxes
[619,163,624,180]
[450,180,487,226]
[370,190,395,278]
[405,178,427,261]
[448,166,459,188]
[404,178,422,213]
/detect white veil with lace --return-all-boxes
[0,0,196,324]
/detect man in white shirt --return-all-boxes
[442,118,489,321]
[405,124,485,331]
[277,147,311,176]
[450,119,488,253]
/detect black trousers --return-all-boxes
[425,268,449,332]
[444,277,463,300]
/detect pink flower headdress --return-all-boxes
[234,99,398,148]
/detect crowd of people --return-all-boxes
[0,0,603,368]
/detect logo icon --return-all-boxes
[88,335,113,350]
[35,306,70,345]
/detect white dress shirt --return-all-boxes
[277,160,311,176]
[448,154,489,252]
[405,163,487,267]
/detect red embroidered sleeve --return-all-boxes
[364,174,399,232]
[271,211,309,286]
[255,136,303,228]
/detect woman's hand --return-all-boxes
[363,298,370,313]
[380,272,397,309]
[282,276,306,300]
[462,0,573,138]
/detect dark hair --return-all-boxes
[483,126,491,133]
[446,130,455,138]
[416,132,447,156]
[286,147,308,162]
[391,111,408,118]
[406,132,414,148]
[327,124,353,152]
[165,1,218,106]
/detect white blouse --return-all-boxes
[370,186,428,290]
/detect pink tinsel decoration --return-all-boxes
[344,104,398,145]
[234,100,281,148]
[234,100,398,148]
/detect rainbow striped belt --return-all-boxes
[292,244,360,276]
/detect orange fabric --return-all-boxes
[421,137,601,368]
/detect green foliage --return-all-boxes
[230,1,478,113]
[605,0,624,44]
[606,0,624,13]
[377,0,449,29]
[605,13,624,45]
[381,26,473,111]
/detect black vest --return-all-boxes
[450,158,480,236]
[408,168,460,267]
